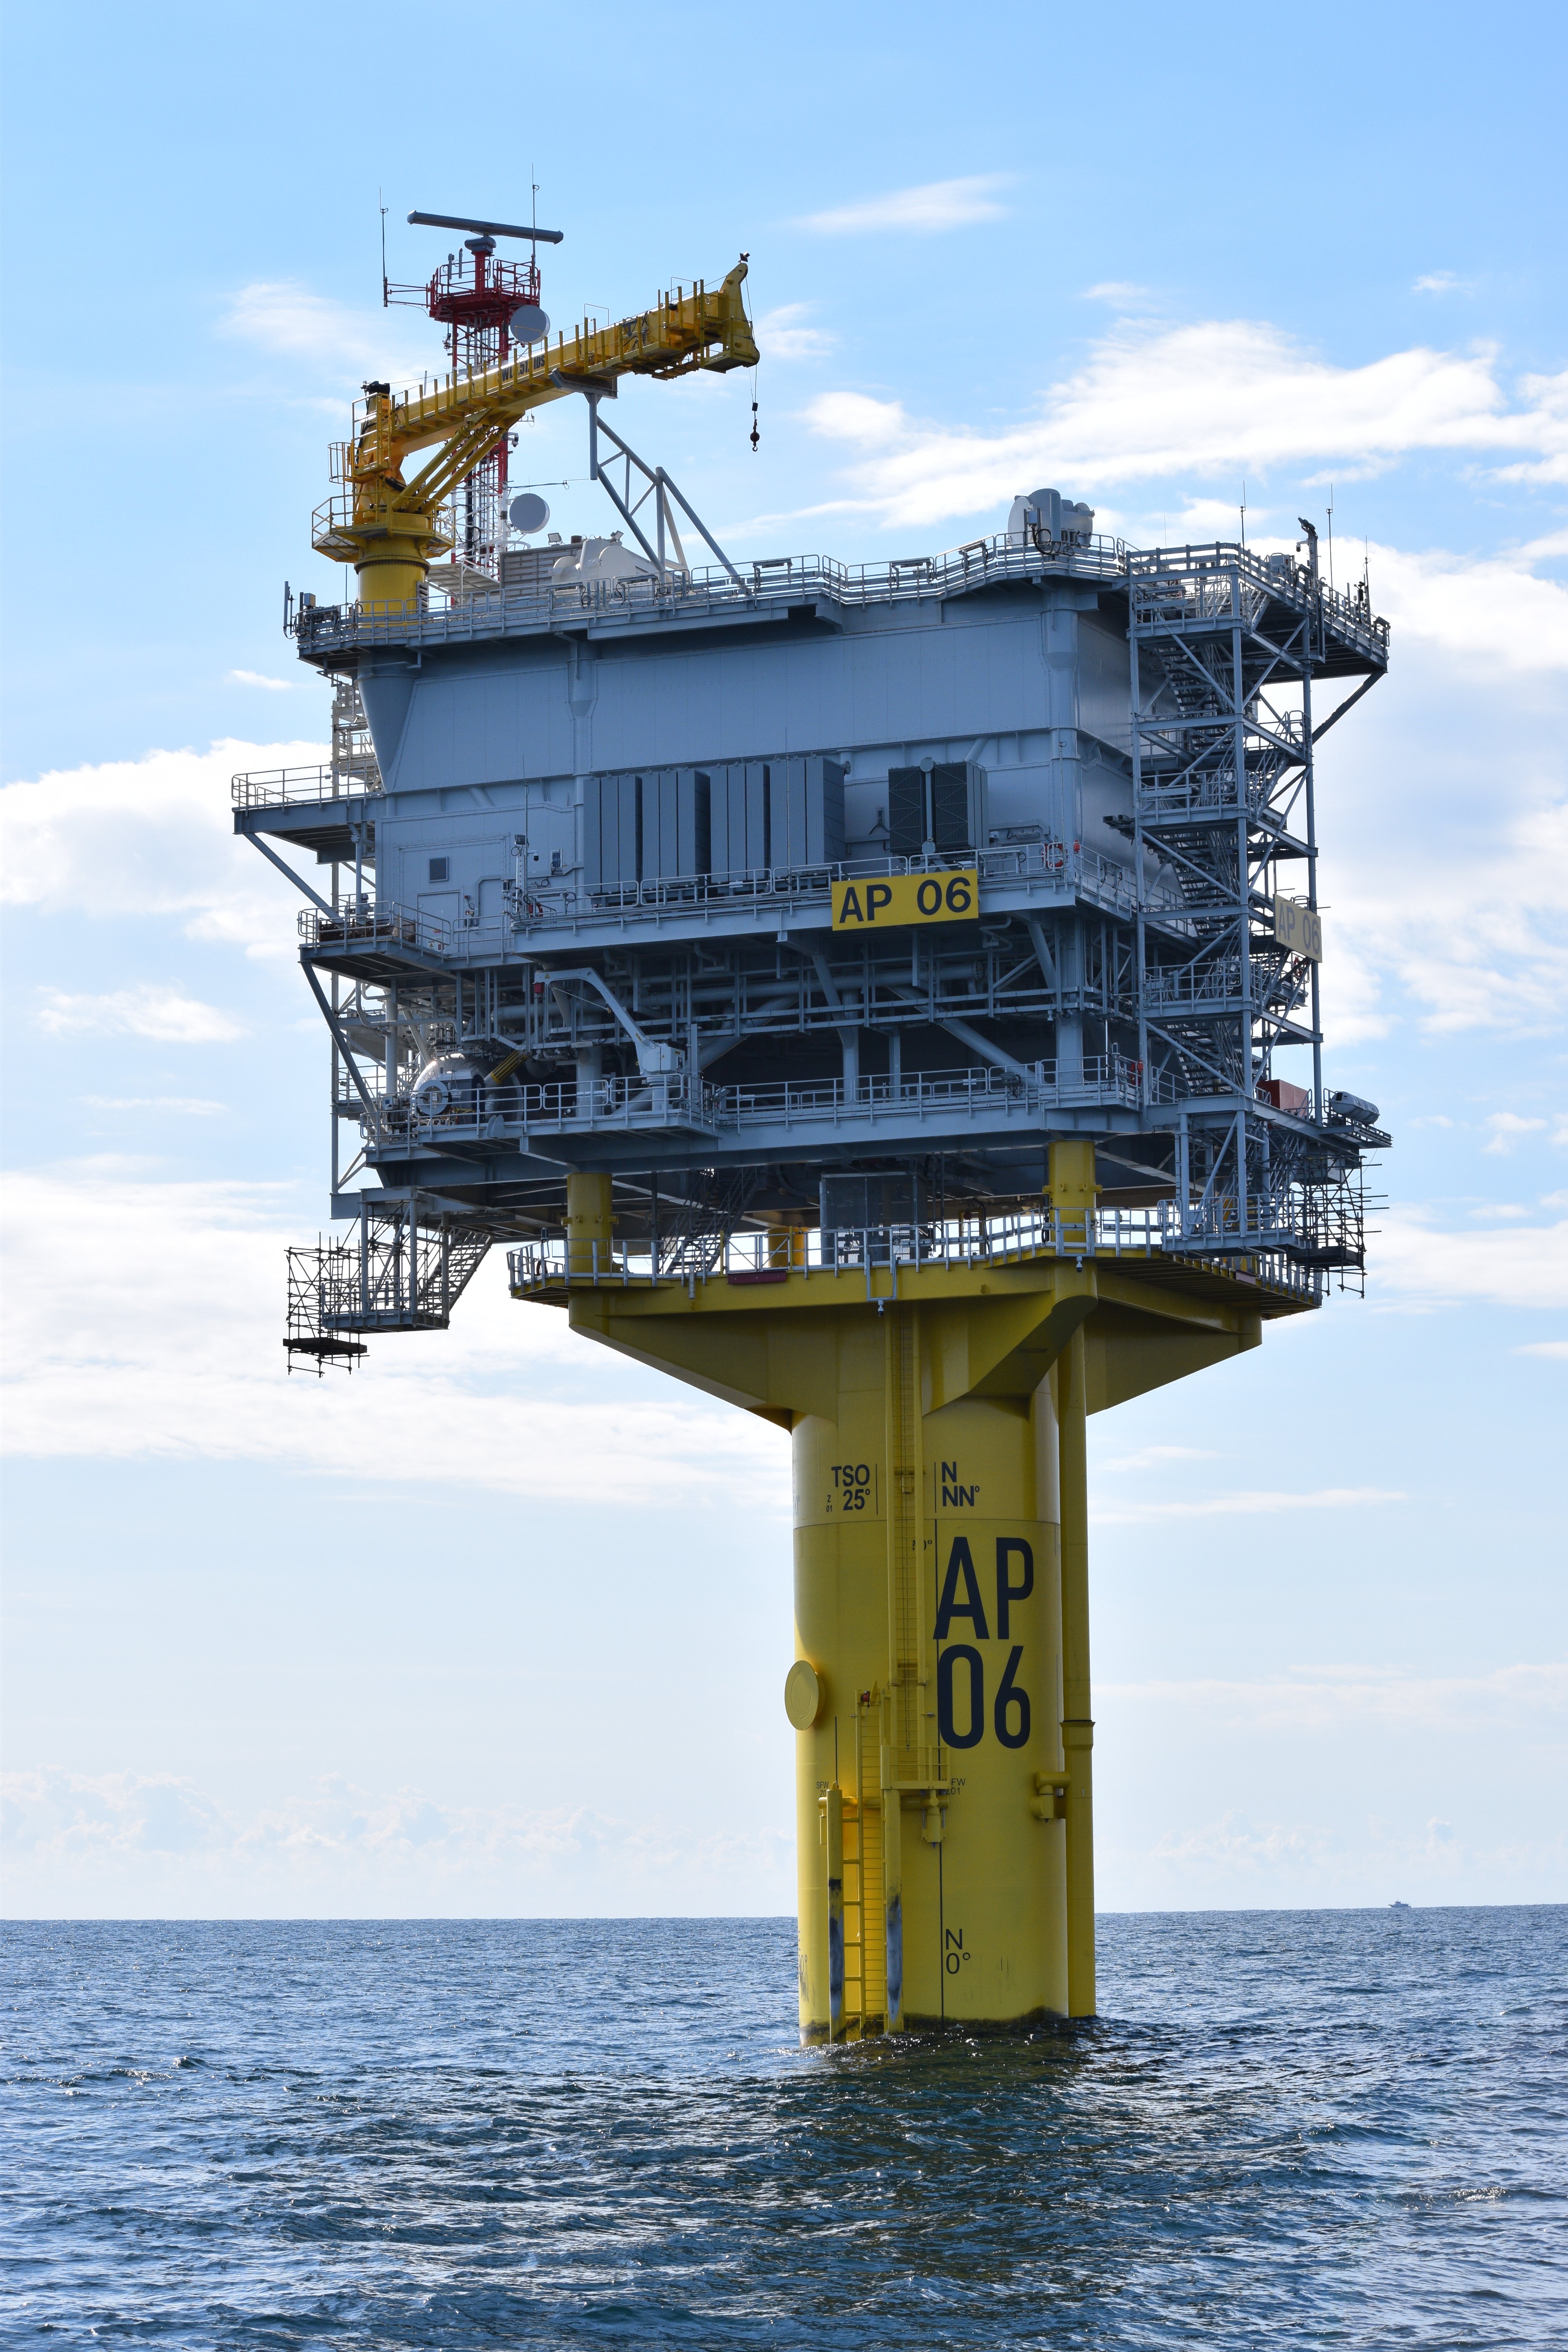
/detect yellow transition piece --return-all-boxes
[524,1145,1299,2036]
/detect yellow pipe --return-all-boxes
[1051,1140,1098,2018]
[882,1764,905,2031]
[565,1171,613,1278]
[824,1784,846,2040]
[1056,1323,1095,2017]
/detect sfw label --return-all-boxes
[831,870,979,931]
[933,1532,1036,1752]
[1274,897,1323,960]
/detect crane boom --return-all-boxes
[313,258,758,609]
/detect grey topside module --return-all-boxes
[242,521,1390,1305]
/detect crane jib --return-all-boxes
[316,259,757,568]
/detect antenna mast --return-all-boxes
[385,209,564,584]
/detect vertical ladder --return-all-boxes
[831,1805,886,2037]
[884,1306,932,1786]
[827,1706,891,2039]
[856,1791,886,2029]
[840,1798,864,2035]
[828,1314,929,2041]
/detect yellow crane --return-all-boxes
[312,252,759,612]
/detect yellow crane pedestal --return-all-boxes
[521,1151,1307,2037]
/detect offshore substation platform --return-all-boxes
[238,209,1390,2037]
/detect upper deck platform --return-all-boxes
[291,532,1391,681]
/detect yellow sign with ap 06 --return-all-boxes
[831,867,980,933]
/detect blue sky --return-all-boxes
[2,0,1564,1918]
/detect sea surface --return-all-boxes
[2,1909,1564,2348]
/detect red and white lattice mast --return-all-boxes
[385,208,559,582]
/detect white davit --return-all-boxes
[550,531,666,586]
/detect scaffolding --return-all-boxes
[284,1193,494,1373]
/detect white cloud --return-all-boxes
[1515,1339,1568,1359]
[0,1768,793,1916]
[0,736,328,961]
[1364,535,1568,674]
[1121,1805,1564,1904]
[1097,1443,1219,1472]
[1413,271,1464,294]
[1483,1112,1548,1154]
[1095,1486,1404,1526]
[0,1164,788,1511]
[1102,1660,1567,1735]
[799,323,1568,528]
[226,669,295,691]
[1490,373,1568,482]
[797,176,1012,236]
[225,279,373,361]
[1308,618,1568,1043]
[37,985,244,1044]
[756,303,835,361]
[81,1096,227,1116]
[1093,1663,1568,1906]
[1083,281,1151,305]
[800,390,905,450]
[220,281,433,392]
[1374,1209,1568,1309]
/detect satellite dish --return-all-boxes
[510,303,550,346]
[508,492,550,535]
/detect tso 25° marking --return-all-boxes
[826,1463,874,1514]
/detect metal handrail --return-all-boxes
[290,530,1131,652]
[300,899,455,954]
[505,1200,1321,1301]
[1126,540,1389,659]
[705,1056,1170,1122]
[505,842,1171,941]
[288,530,1389,670]
[356,1053,1176,1145]
[298,837,1179,958]
[232,762,382,810]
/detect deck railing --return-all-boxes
[356,1054,1175,1146]
[1126,542,1389,662]
[232,762,381,810]
[296,836,1182,958]
[287,530,1389,670]
[506,1199,1321,1301]
[291,530,1130,653]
